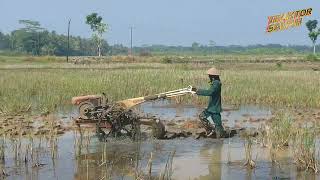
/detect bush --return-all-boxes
[276,61,282,69]
[268,112,293,148]
[23,56,36,62]
[139,50,152,57]
[161,56,173,64]
[306,54,319,61]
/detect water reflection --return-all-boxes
[198,141,222,180]
[3,130,320,180]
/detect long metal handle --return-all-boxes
[117,85,195,109]
[157,87,190,95]
[166,92,190,98]
[156,85,195,98]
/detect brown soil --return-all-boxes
[0,114,70,137]
[1,108,319,139]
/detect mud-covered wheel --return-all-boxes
[152,120,165,139]
[79,101,94,119]
[122,115,141,140]
[130,123,141,140]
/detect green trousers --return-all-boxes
[199,110,224,133]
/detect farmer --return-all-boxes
[192,67,225,137]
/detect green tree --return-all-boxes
[191,42,200,51]
[10,29,34,53]
[18,20,44,32]
[10,20,46,55]
[0,20,114,56]
[306,20,320,54]
[86,13,108,56]
[0,32,10,49]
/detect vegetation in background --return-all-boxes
[86,13,109,56]
[1,21,320,57]
[0,64,319,114]
[14,20,45,55]
[0,20,125,57]
[306,20,320,55]
[131,44,318,56]
[161,56,173,64]
[306,54,319,61]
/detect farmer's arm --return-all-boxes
[196,82,219,96]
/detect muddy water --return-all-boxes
[139,101,272,128]
[4,135,319,179]
[2,103,319,179]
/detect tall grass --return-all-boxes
[293,127,319,172]
[243,137,256,169]
[0,54,308,65]
[260,112,320,173]
[0,55,64,64]
[0,66,319,113]
[267,112,293,148]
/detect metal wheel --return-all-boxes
[78,101,94,119]
[123,122,141,140]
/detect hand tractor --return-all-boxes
[71,86,195,140]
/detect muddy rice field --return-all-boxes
[0,56,320,179]
[0,101,319,179]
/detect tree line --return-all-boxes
[0,20,128,56]
[133,44,318,55]
[0,18,319,56]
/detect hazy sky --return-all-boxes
[1,0,319,46]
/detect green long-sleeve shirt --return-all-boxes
[196,80,222,113]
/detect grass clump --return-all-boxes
[161,56,173,64]
[262,112,294,164]
[275,61,282,69]
[243,137,256,169]
[293,127,319,173]
[263,112,320,173]
[306,54,319,61]
[268,112,294,148]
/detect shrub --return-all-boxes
[292,127,319,173]
[161,57,173,64]
[276,61,282,69]
[268,112,293,148]
[139,50,152,57]
[306,54,319,61]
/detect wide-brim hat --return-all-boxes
[207,67,220,75]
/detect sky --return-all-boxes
[0,0,319,46]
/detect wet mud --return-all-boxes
[0,114,69,137]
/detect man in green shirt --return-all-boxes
[192,67,224,137]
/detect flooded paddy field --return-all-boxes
[5,134,318,179]
[0,59,319,179]
[0,102,319,179]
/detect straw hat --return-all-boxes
[207,67,220,75]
